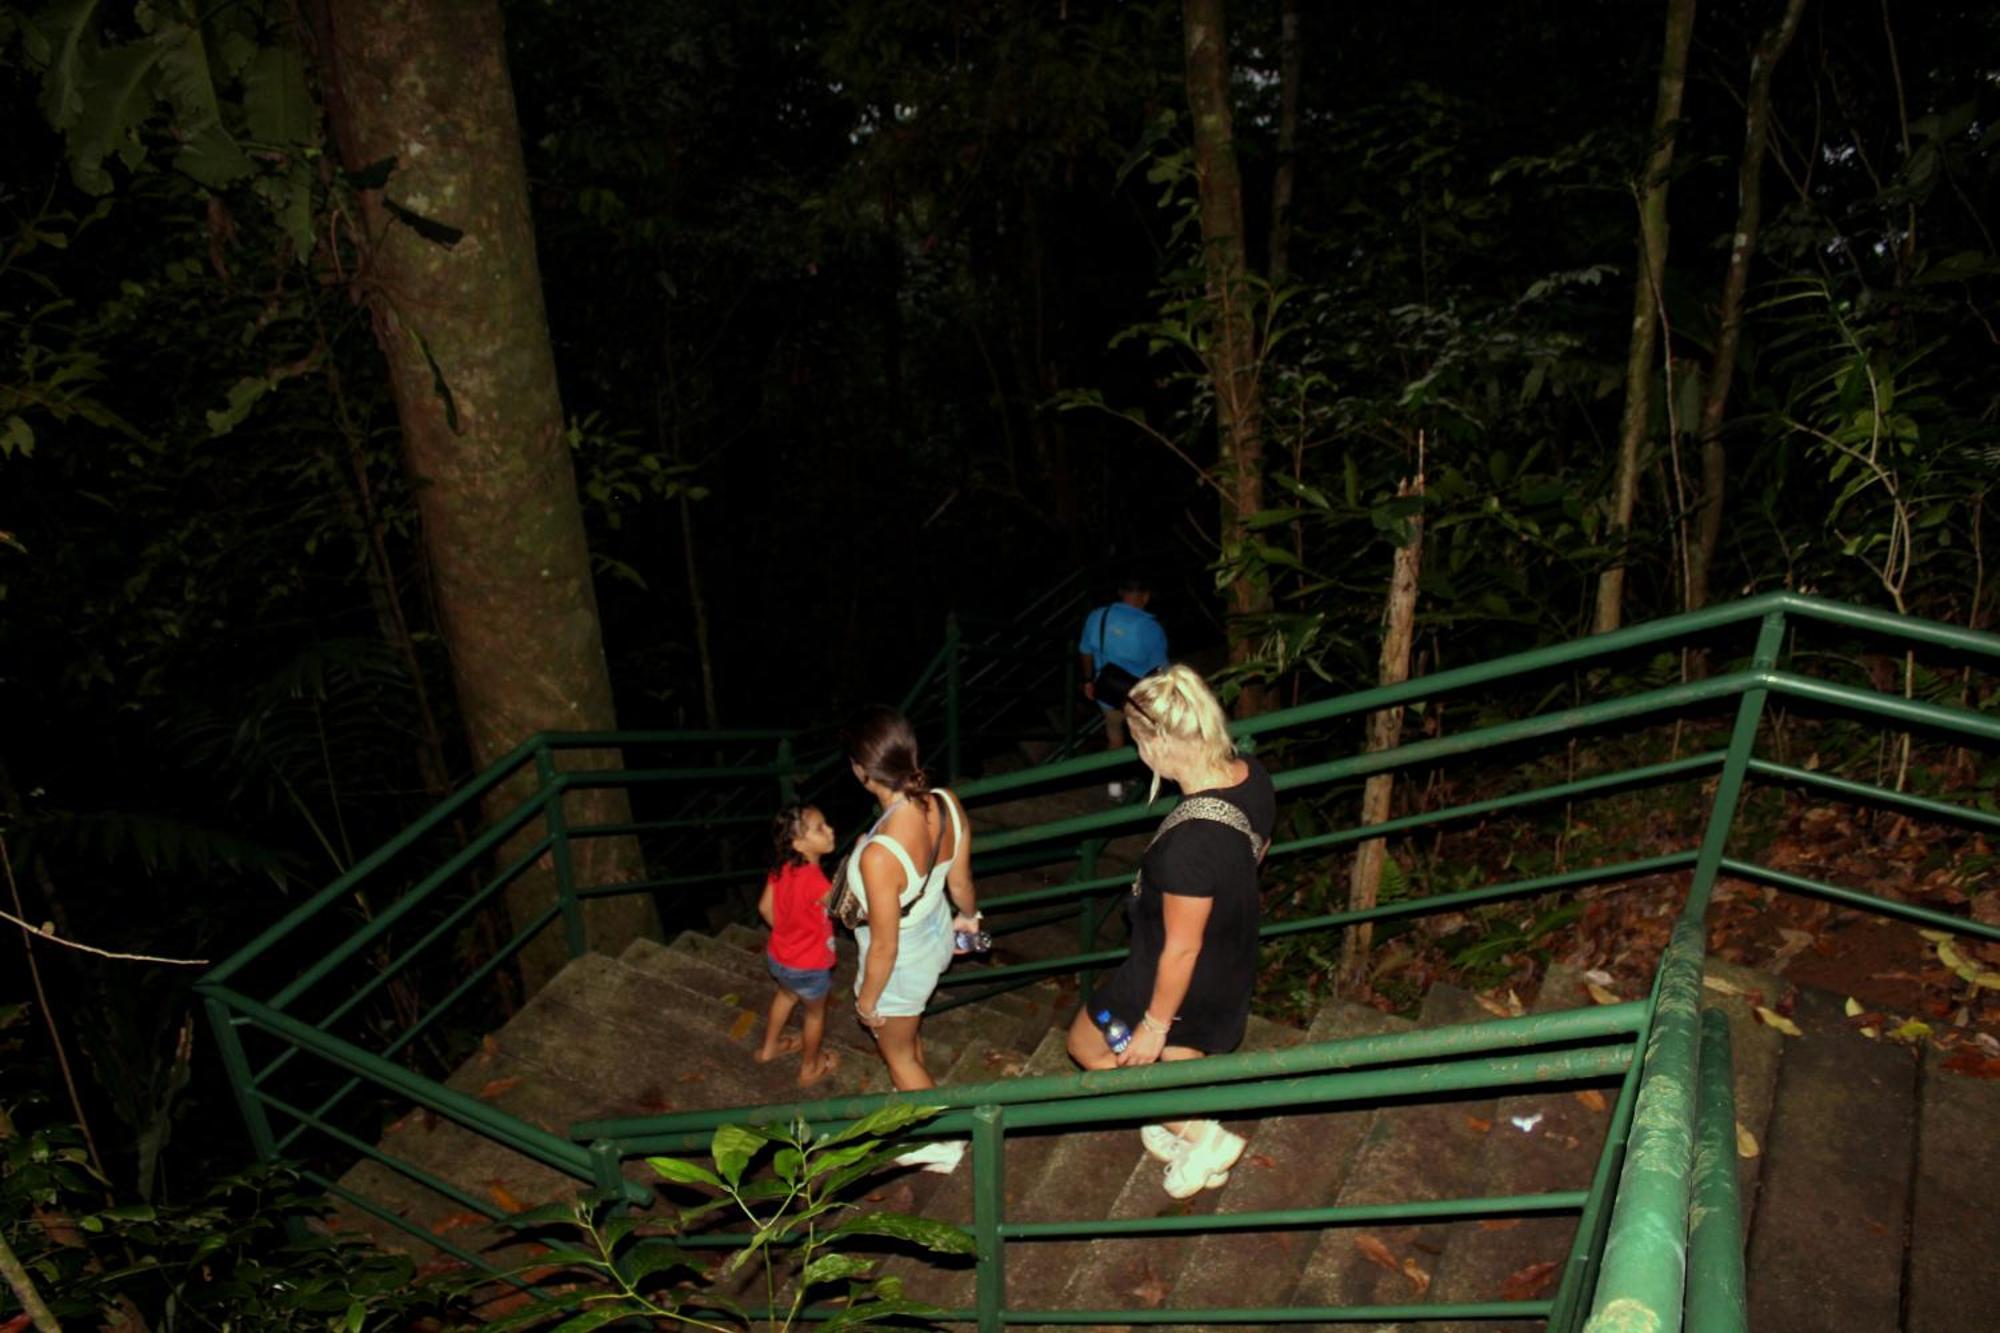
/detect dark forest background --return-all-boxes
[3,0,1998,1274]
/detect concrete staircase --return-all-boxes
[325,772,2000,1330]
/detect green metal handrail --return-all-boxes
[196,593,2000,1328]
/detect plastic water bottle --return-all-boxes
[953,928,992,954]
[1096,1009,1131,1055]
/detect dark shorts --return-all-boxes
[767,955,833,1001]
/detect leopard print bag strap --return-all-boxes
[1131,795,1269,896]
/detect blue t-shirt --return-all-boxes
[1079,602,1169,677]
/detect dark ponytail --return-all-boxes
[842,705,930,802]
[770,805,811,876]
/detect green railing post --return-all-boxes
[1683,610,1786,919]
[535,743,586,959]
[946,614,964,781]
[1686,1009,1748,1333]
[203,995,306,1242]
[775,736,796,804]
[971,1104,1006,1333]
[589,1139,628,1216]
[1074,838,1104,996]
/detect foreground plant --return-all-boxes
[487,1103,972,1331]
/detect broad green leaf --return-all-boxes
[645,1155,722,1190]
[1,416,33,459]
[550,1310,637,1332]
[803,1139,878,1182]
[206,376,273,437]
[66,38,163,194]
[243,40,313,145]
[822,1102,943,1149]
[821,1297,951,1330]
[35,0,101,132]
[772,1146,803,1182]
[615,1238,697,1286]
[799,1252,874,1289]
[710,1123,767,1186]
[177,123,255,190]
[819,1211,975,1256]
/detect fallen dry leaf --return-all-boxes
[487,1181,528,1214]
[478,1034,500,1062]
[1474,993,1515,1019]
[1886,1018,1933,1044]
[1941,1052,2000,1080]
[1754,1005,1803,1037]
[1702,975,1746,996]
[1249,1153,1277,1169]
[1128,1262,1171,1309]
[1736,1122,1759,1159]
[478,1075,523,1100]
[432,1210,487,1234]
[1573,1090,1608,1114]
[1402,1257,1432,1295]
[1478,1219,1522,1232]
[1353,1233,1402,1275]
[1465,1115,1493,1134]
[1585,982,1621,1006]
[727,1009,759,1042]
[1500,1259,1562,1302]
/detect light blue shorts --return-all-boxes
[854,912,954,1018]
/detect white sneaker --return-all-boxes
[1139,1123,1182,1164]
[893,1140,967,1175]
[1161,1121,1245,1200]
[1107,781,1125,800]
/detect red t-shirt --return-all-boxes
[766,861,836,970]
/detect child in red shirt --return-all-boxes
[756,804,841,1086]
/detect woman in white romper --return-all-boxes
[843,706,980,1091]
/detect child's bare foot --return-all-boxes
[755,1032,803,1063]
[798,1048,841,1088]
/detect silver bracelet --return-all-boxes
[1140,1010,1172,1036]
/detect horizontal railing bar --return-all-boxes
[1763,670,2000,743]
[274,903,563,1150]
[578,1004,1645,1143]
[200,736,543,986]
[1781,595,2000,662]
[970,673,1758,857]
[1001,1189,1589,1240]
[1718,857,2000,943]
[939,851,1697,991]
[566,814,770,838]
[556,763,797,789]
[984,1042,1632,1135]
[254,838,550,1089]
[256,1088,508,1224]
[264,790,554,1013]
[1747,758,2000,836]
[1277,752,1726,859]
[207,982,601,1181]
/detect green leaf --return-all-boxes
[821,1297,952,1330]
[177,123,255,190]
[615,1238,696,1286]
[34,0,102,132]
[550,1310,637,1332]
[799,1252,874,1289]
[803,1139,879,1183]
[1,416,33,459]
[645,1155,723,1190]
[819,1211,975,1256]
[65,38,163,194]
[772,1146,804,1183]
[710,1123,768,1187]
[206,375,273,437]
[243,39,313,145]
[821,1102,943,1149]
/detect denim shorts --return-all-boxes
[767,955,833,1001]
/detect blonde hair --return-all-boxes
[1123,664,1235,802]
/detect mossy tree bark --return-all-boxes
[1184,0,1274,715]
[1594,0,1697,634]
[311,0,656,986]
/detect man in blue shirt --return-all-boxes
[1078,576,1170,798]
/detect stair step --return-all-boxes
[1906,1042,2000,1328]
[1169,1000,1416,1326]
[1745,986,1920,1333]
[873,1028,1080,1310]
[1056,1015,1310,1320]
[623,937,885,1068]
[1291,985,1504,1321]
[1426,966,1614,1332]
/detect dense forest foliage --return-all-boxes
[2,0,1997,1320]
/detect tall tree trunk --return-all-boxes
[1690,0,1808,612]
[1267,0,1302,287]
[1339,474,1424,992]
[311,0,656,987]
[1183,0,1273,714]
[1593,0,1698,635]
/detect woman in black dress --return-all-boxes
[1066,664,1275,1199]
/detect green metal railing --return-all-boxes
[195,592,2000,1328]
